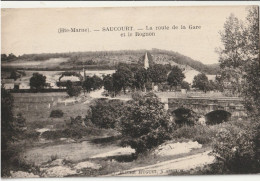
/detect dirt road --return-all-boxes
[108,150,215,176]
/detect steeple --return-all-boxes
[144,52,149,69]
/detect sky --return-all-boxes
[1,6,249,64]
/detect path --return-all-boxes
[107,150,215,176]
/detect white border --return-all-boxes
[1,1,260,181]
[1,1,260,8]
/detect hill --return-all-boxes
[1,49,220,74]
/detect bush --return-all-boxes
[42,130,64,140]
[212,120,259,174]
[171,124,218,144]
[66,81,81,97]
[50,109,64,118]
[90,99,125,129]
[119,92,174,154]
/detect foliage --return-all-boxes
[216,8,259,95]
[90,99,125,129]
[41,116,102,140]
[82,75,103,93]
[1,53,17,62]
[113,64,135,94]
[13,113,26,131]
[92,75,103,90]
[211,7,260,174]
[50,109,64,118]
[119,92,173,154]
[147,64,168,84]
[218,14,245,69]
[29,73,46,92]
[9,70,20,80]
[66,80,81,97]
[241,7,260,121]
[1,89,32,177]
[212,121,259,173]
[181,81,190,90]
[171,124,218,145]
[103,74,114,95]
[167,66,185,87]
[1,91,26,142]
[243,60,260,120]
[133,67,149,91]
[192,73,210,92]
[1,88,15,149]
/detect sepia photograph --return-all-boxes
[1,5,259,178]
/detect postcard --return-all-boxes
[1,5,259,178]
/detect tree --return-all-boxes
[1,54,8,61]
[241,7,260,121]
[218,14,245,69]
[66,80,81,97]
[9,70,20,80]
[147,64,168,85]
[92,75,103,90]
[119,92,173,154]
[82,76,93,93]
[1,88,15,150]
[216,13,248,95]
[103,74,114,95]
[113,64,134,94]
[212,7,260,174]
[82,75,103,93]
[29,73,46,92]
[133,67,148,91]
[213,120,259,173]
[181,81,190,90]
[90,99,125,129]
[167,66,185,88]
[192,73,210,92]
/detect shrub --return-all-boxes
[50,154,58,161]
[171,124,218,145]
[90,99,125,129]
[119,92,174,154]
[50,109,64,118]
[22,130,40,141]
[41,130,64,140]
[212,120,259,173]
[66,80,81,97]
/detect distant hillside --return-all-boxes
[2,49,219,74]
[150,49,220,74]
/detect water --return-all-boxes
[22,141,120,166]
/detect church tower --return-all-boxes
[144,52,149,69]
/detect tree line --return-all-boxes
[28,62,219,96]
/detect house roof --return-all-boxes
[60,75,80,82]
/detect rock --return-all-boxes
[74,161,101,170]
[36,128,50,134]
[90,147,135,158]
[65,138,76,143]
[10,171,39,178]
[49,159,64,166]
[42,166,77,177]
[154,141,202,157]
[198,117,206,125]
